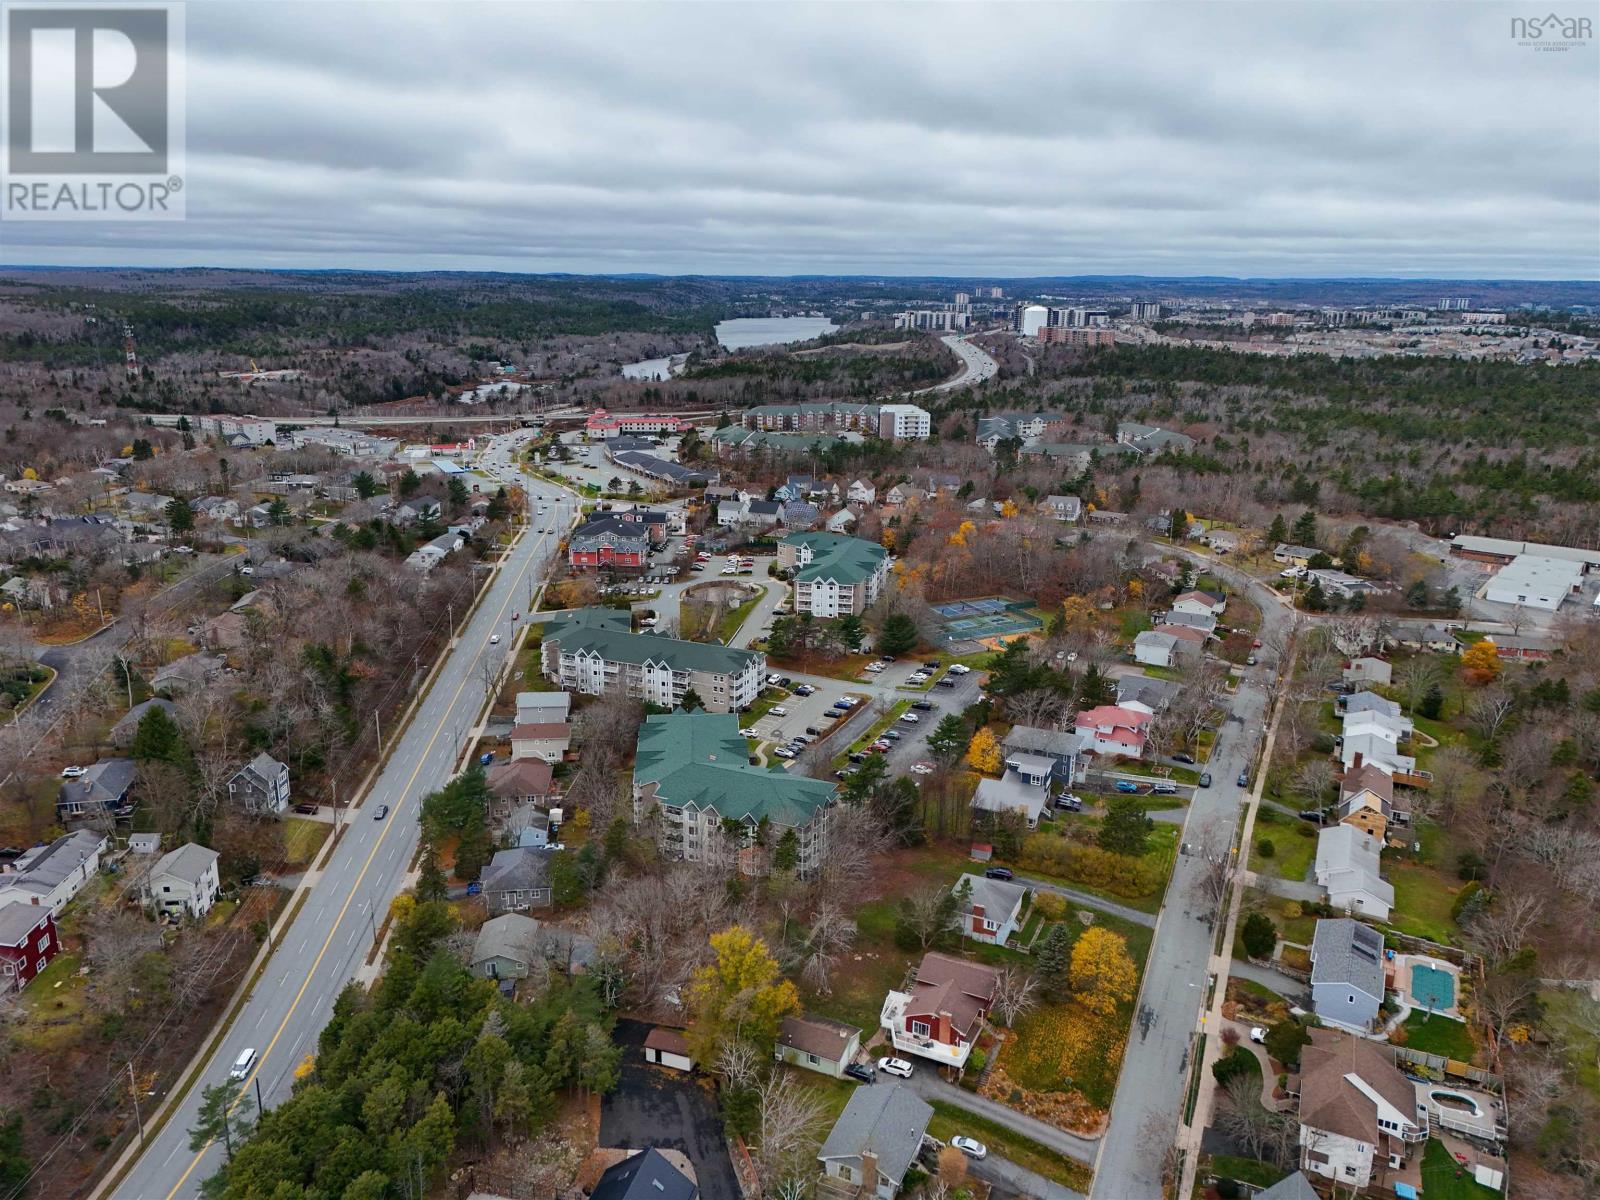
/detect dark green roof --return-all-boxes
[546,608,759,676]
[634,711,835,827]
[782,532,887,586]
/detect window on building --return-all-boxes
[911,1020,931,1037]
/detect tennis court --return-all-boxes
[933,597,1041,646]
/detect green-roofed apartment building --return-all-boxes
[778,532,890,618]
[633,710,837,876]
[540,608,765,713]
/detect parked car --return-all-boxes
[770,706,788,716]
[948,663,972,674]
[910,763,934,775]
[766,674,783,685]
[740,728,758,738]
[1247,654,1258,665]
[1115,780,1141,793]
[1172,751,1196,765]
[773,748,796,759]
[1238,771,1250,788]
[911,700,935,712]
[59,765,87,779]
[950,1137,988,1160]
[985,867,1014,881]
[1250,1027,1267,1044]
[882,729,902,741]
[877,1057,914,1078]
[849,752,867,764]
[1199,773,1213,788]
[899,713,920,724]
[1153,781,1179,795]
[805,726,822,736]
[844,1062,876,1084]
[794,684,815,696]
[936,678,957,688]
[865,662,886,673]
[1056,793,1083,811]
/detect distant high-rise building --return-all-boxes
[1037,327,1116,347]
[1128,301,1163,321]
[1018,305,1049,337]
[953,292,970,310]
[986,286,1004,299]
[894,309,970,332]
[1437,297,1472,310]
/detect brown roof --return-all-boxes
[1298,1028,1417,1144]
[487,758,554,797]
[644,1027,691,1057]
[1158,624,1209,644]
[510,722,571,742]
[905,952,1000,1038]
[777,1014,861,1062]
[1340,763,1394,806]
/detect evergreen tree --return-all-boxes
[836,613,865,651]
[189,1084,255,1161]
[926,713,968,768]
[1097,797,1153,856]
[1418,682,1445,720]
[1034,924,1073,1000]
[1304,579,1329,611]
[1267,513,1287,545]
[166,497,195,535]
[1291,509,1318,546]
[416,843,448,902]
[352,470,380,499]
[1405,578,1431,609]
[130,704,190,767]
[679,687,705,712]
[878,613,918,657]
[1240,911,1277,959]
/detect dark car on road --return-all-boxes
[911,700,936,712]
[1238,771,1250,787]
[984,867,1014,881]
[373,804,389,820]
[1172,752,1196,765]
[844,1063,876,1084]
[1199,773,1212,788]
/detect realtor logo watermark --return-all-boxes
[1511,12,1593,51]
[2,3,185,220]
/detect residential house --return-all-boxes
[487,759,556,809]
[541,608,765,713]
[109,697,177,748]
[510,722,571,764]
[1308,569,1382,601]
[776,1014,863,1079]
[1274,543,1320,568]
[1019,443,1106,475]
[1116,675,1182,712]
[0,902,60,991]
[1254,1176,1320,1200]
[643,1027,694,1071]
[510,807,550,848]
[1309,918,1387,1033]
[1314,825,1393,920]
[1397,625,1458,654]
[152,652,225,695]
[1158,610,1217,636]
[228,753,291,816]
[1336,762,1403,839]
[847,480,877,506]
[394,498,442,526]
[1000,726,1085,786]
[190,496,240,524]
[1343,657,1393,686]
[779,533,890,618]
[955,872,1029,946]
[1171,590,1227,618]
[817,1083,933,1200]
[480,847,553,911]
[1073,705,1151,760]
[1297,1029,1425,1189]
[1340,691,1404,720]
[244,502,275,529]
[405,532,461,573]
[780,500,821,529]
[1133,629,1181,669]
[971,756,1055,828]
[56,759,136,822]
[718,497,782,528]
[515,692,572,726]
[1205,529,1242,554]
[1117,421,1196,455]
[1481,633,1556,662]
[1040,494,1082,523]
[779,475,841,505]
[882,483,925,509]
[879,951,999,1069]
[127,833,161,855]
[976,412,1054,448]
[470,912,542,981]
[826,509,856,534]
[592,1149,697,1200]
[0,830,108,914]
[147,843,221,919]
[633,711,835,877]
[569,515,650,571]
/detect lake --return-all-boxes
[714,317,838,349]
[621,354,688,381]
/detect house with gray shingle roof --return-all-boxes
[1309,918,1386,1033]
[817,1083,932,1200]
[148,843,220,919]
[633,710,836,878]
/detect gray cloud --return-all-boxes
[2,0,1596,277]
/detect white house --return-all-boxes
[1041,494,1082,523]
[1298,1029,1425,1189]
[147,843,221,919]
[515,691,572,726]
[1171,590,1226,617]
[0,831,107,915]
[1133,629,1179,669]
[826,509,857,534]
[510,722,571,764]
[847,480,877,506]
[1342,657,1393,686]
[955,873,1029,947]
[1314,825,1393,920]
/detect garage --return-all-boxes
[642,1026,694,1072]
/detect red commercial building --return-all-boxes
[0,902,61,992]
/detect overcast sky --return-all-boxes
[3,1,1597,278]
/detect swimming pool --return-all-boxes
[1411,962,1456,1011]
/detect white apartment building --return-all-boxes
[778,533,890,617]
[875,404,931,441]
[541,609,765,713]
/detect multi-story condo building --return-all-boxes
[540,608,764,713]
[740,402,931,442]
[778,532,889,617]
[196,415,278,445]
[893,309,970,332]
[632,711,836,876]
[1037,327,1116,347]
[1128,301,1164,321]
[584,409,694,438]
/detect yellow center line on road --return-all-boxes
[162,490,559,1200]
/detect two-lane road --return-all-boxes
[111,434,579,1200]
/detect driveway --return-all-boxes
[1018,877,1157,929]
[968,1153,1086,1200]
[1231,961,1308,1004]
[600,1020,741,1200]
[904,1070,1098,1165]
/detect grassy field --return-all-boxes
[926,1100,1094,1190]
[1206,1155,1287,1188]
[1421,1138,1502,1199]
[16,952,89,1052]
[1386,863,1460,945]
[1402,1011,1477,1062]
[1250,813,1317,883]
[282,817,331,866]
[1543,988,1600,1099]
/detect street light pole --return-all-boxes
[128,1061,144,1145]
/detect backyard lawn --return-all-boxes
[1386,864,1460,945]
[16,952,88,1052]
[282,817,331,866]
[1250,812,1317,883]
[926,1101,1094,1190]
[1421,1138,1502,1199]
[1402,1011,1477,1062]
[1543,987,1600,1099]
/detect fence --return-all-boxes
[1393,1045,1502,1089]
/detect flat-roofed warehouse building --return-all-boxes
[1481,554,1586,611]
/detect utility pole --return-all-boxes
[368,905,379,948]
[128,1061,143,1144]
[373,709,382,754]
[255,1076,264,1115]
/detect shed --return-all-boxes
[643,1026,693,1072]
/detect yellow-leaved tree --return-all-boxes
[948,520,975,547]
[999,499,1019,518]
[1460,639,1501,681]
[1060,595,1096,629]
[966,727,1002,775]
[685,925,799,1066]
[1069,926,1137,1015]
[21,467,37,480]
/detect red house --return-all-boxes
[0,902,60,992]
[1073,704,1151,760]
[879,951,1000,1068]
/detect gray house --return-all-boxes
[471,913,542,980]
[109,698,177,748]
[480,847,553,911]
[228,753,291,816]
[817,1082,933,1200]
[776,1013,862,1079]
[1309,918,1386,1034]
[591,1150,696,1200]
[999,726,1085,786]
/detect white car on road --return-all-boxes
[950,1137,987,1160]
[877,1057,914,1078]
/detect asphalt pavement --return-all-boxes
[110,431,579,1200]
[915,335,998,393]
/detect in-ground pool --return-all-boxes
[1411,961,1456,1011]
[1430,1089,1483,1118]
